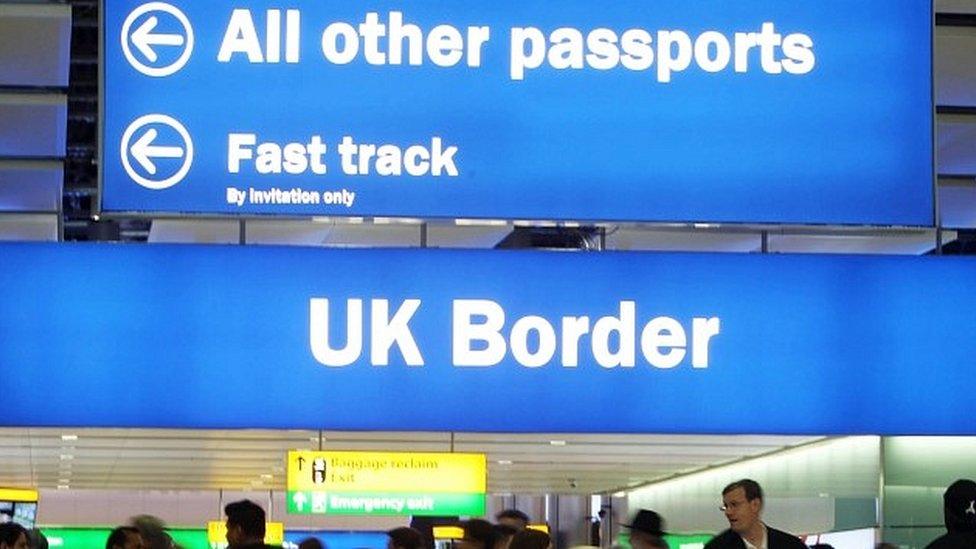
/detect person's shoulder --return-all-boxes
[704,530,740,549]
[925,531,976,549]
[924,532,951,549]
[766,526,807,549]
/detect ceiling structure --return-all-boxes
[0,428,819,495]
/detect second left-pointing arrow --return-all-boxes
[130,128,184,175]
[120,113,194,191]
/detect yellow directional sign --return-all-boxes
[206,521,284,545]
[287,451,486,493]
[433,527,465,540]
[0,488,38,502]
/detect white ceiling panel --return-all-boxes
[0,428,816,495]
[148,219,240,244]
[936,0,976,14]
[0,213,57,241]
[936,26,976,106]
[606,228,760,253]
[0,4,71,87]
[0,94,67,157]
[938,115,976,175]
[427,222,512,249]
[939,182,976,227]
[768,230,952,255]
[0,160,62,212]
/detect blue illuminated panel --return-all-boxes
[1,243,973,434]
[101,0,933,225]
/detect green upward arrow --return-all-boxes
[292,491,307,512]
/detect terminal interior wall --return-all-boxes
[627,437,881,535]
[882,437,976,548]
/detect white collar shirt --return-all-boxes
[740,524,768,549]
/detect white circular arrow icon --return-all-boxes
[121,2,194,77]
[120,114,194,190]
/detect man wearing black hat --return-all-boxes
[705,479,805,549]
[925,479,976,549]
[622,509,669,549]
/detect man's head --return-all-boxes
[129,515,171,549]
[0,523,29,549]
[458,519,497,549]
[106,527,144,549]
[721,479,764,535]
[507,529,552,549]
[224,499,266,545]
[495,510,530,531]
[943,478,976,533]
[623,509,668,549]
[298,538,325,549]
[491,524,517,549]
[387,527,424,549]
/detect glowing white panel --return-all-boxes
[0,160,62,212]
[0,4,71,87]
[0,94,67,157]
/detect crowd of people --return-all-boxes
[622,478,976,549]
[0,477,972,549]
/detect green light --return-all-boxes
[287,491,485,516]
[41,528,210,549]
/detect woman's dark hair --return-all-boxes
[0,522,29,547]
[106,527,140,549]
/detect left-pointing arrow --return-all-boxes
[130,128,183,175]
[131,16,185,62]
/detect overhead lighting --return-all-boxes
[60,434,78,442]
[613,491,627,498]
[497,460,513,465]
[58,478,71,484]
[455,218,509,227]
[549,440,567,446]
[56,484,70,490]
[260,474,273,480]
[59,454,74,461]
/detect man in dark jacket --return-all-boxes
[926,479,976,549]
[225,499,275,549]
[704,479,806,549]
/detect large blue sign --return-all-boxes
[1,243,974,434]
[101,0,933,225]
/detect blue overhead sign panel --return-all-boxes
[1,243,974,434]
[101,0,934,225]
